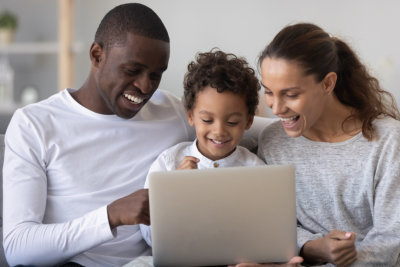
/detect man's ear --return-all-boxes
[186,110,194,127]
[245,115,254,130]
[90,42,104,68]
[322,72,337,94]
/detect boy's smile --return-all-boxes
[187,86,253,161]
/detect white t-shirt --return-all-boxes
[140,140,265,246]
[3,89,194,267]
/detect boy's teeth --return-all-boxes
[124,93,144,104]
[280,116,298,122]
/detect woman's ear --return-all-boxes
[186,110,194,127]
[245,115,254,130]
[322,72,337,94]
[90,42,104,68]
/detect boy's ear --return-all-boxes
[186,110,194,126]
[90,42,104,68]
[245,115,254,130]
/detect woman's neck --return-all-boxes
[303,97,362,142]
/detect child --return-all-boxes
[140,49,264,246]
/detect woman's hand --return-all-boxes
[300,230,357,266]
[228,256,303,267]
[177,156,200,170]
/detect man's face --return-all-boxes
[94,33,170,118]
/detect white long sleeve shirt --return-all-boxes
[3,89,194,267]
[140,140,265,246]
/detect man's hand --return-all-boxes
[177,156,200,170]
[107,188,150,229]
[228,256,303,267]
[301,230,357,267]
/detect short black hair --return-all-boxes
[183,49,260,116]
[95,3,169,50]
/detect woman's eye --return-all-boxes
[264,90,272,95]
[286,94,298,99]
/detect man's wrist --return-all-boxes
[107,203,120,229]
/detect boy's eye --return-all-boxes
[202,119,212,123]
[227,121,239,126]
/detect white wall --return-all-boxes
[74,0,400,116]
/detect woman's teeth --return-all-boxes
[124,93,144,104]
[280,115,299,122]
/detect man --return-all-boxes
[3,3,194,266]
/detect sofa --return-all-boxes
[1,134,10,266]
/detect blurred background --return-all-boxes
[0,0,399,133]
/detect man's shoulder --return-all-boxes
[149,89,181,106]
[13,91,66,120]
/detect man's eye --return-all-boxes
[125,69,140,75]
[150,73,162,81]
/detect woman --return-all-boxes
[258,23,400,266]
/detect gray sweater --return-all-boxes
[258,117,400,266]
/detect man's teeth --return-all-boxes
[124,93,144,104]
[280,116,298,122]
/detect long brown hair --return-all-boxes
[258,23,399,140]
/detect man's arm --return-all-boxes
[2,113,115,266]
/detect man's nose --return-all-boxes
[133,74,152,94]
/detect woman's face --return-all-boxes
[260,57,332,138]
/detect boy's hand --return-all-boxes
[301,230,357,267]
[177,156,200,170]
[228,256,303,267]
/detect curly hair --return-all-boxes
[258,23,400,140]
[183,49,260,115]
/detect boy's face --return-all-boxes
[187,86,254,161]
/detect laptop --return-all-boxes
[148,165,297,267]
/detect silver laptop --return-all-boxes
[148,165,297,267]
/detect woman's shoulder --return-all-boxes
[373,117,400,138]
[259,120,286,140]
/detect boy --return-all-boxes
[140,49,264,246]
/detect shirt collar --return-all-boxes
[189,140,240,169]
